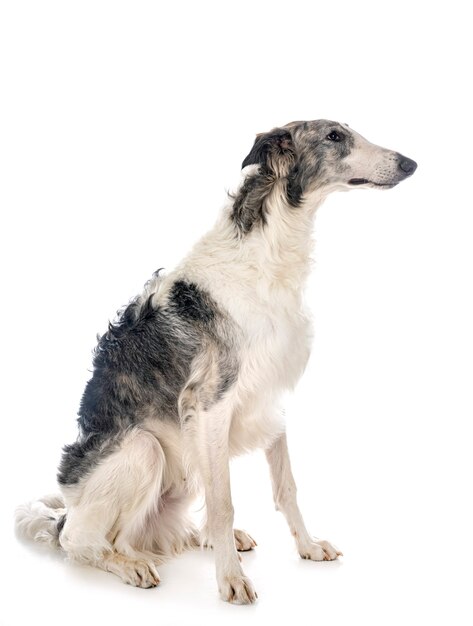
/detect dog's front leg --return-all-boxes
[265,432,343,561]
[199,405,257,604]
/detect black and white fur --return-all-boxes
[16,120,417,603]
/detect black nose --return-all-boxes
[398,155,417,176]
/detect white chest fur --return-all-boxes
[226,294,312,455]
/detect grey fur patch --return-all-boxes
[57,279,238,485]
[57,513,67,534]
[232,128,300,234]
[231,170,275,233]
[170,281,215,323]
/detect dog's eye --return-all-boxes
[326,131,343,142]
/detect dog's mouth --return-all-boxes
[348,178,397,188]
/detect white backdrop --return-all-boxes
[1,1,472,624]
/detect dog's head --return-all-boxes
[232,120,417,233]
[242,119,417,194]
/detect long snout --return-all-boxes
[345,133,418,189]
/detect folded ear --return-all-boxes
[241,128,296,177]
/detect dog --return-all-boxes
[15,120,417,604]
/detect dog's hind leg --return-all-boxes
[59,428,164,588]
[265,432,343,561]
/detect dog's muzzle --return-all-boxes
[348,153,418,188]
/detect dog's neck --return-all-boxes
[178,180,325,309]
[231,181,319,293]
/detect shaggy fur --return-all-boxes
[15,120,416,603]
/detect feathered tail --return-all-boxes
[15,493,66,548]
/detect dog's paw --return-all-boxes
[219,574,258,604]
[104,554,161,588]
[233,529,257,552]
[299,539,343,561]
[123,559,161,588]
[130,562,160,588]
[201,528,257,552]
